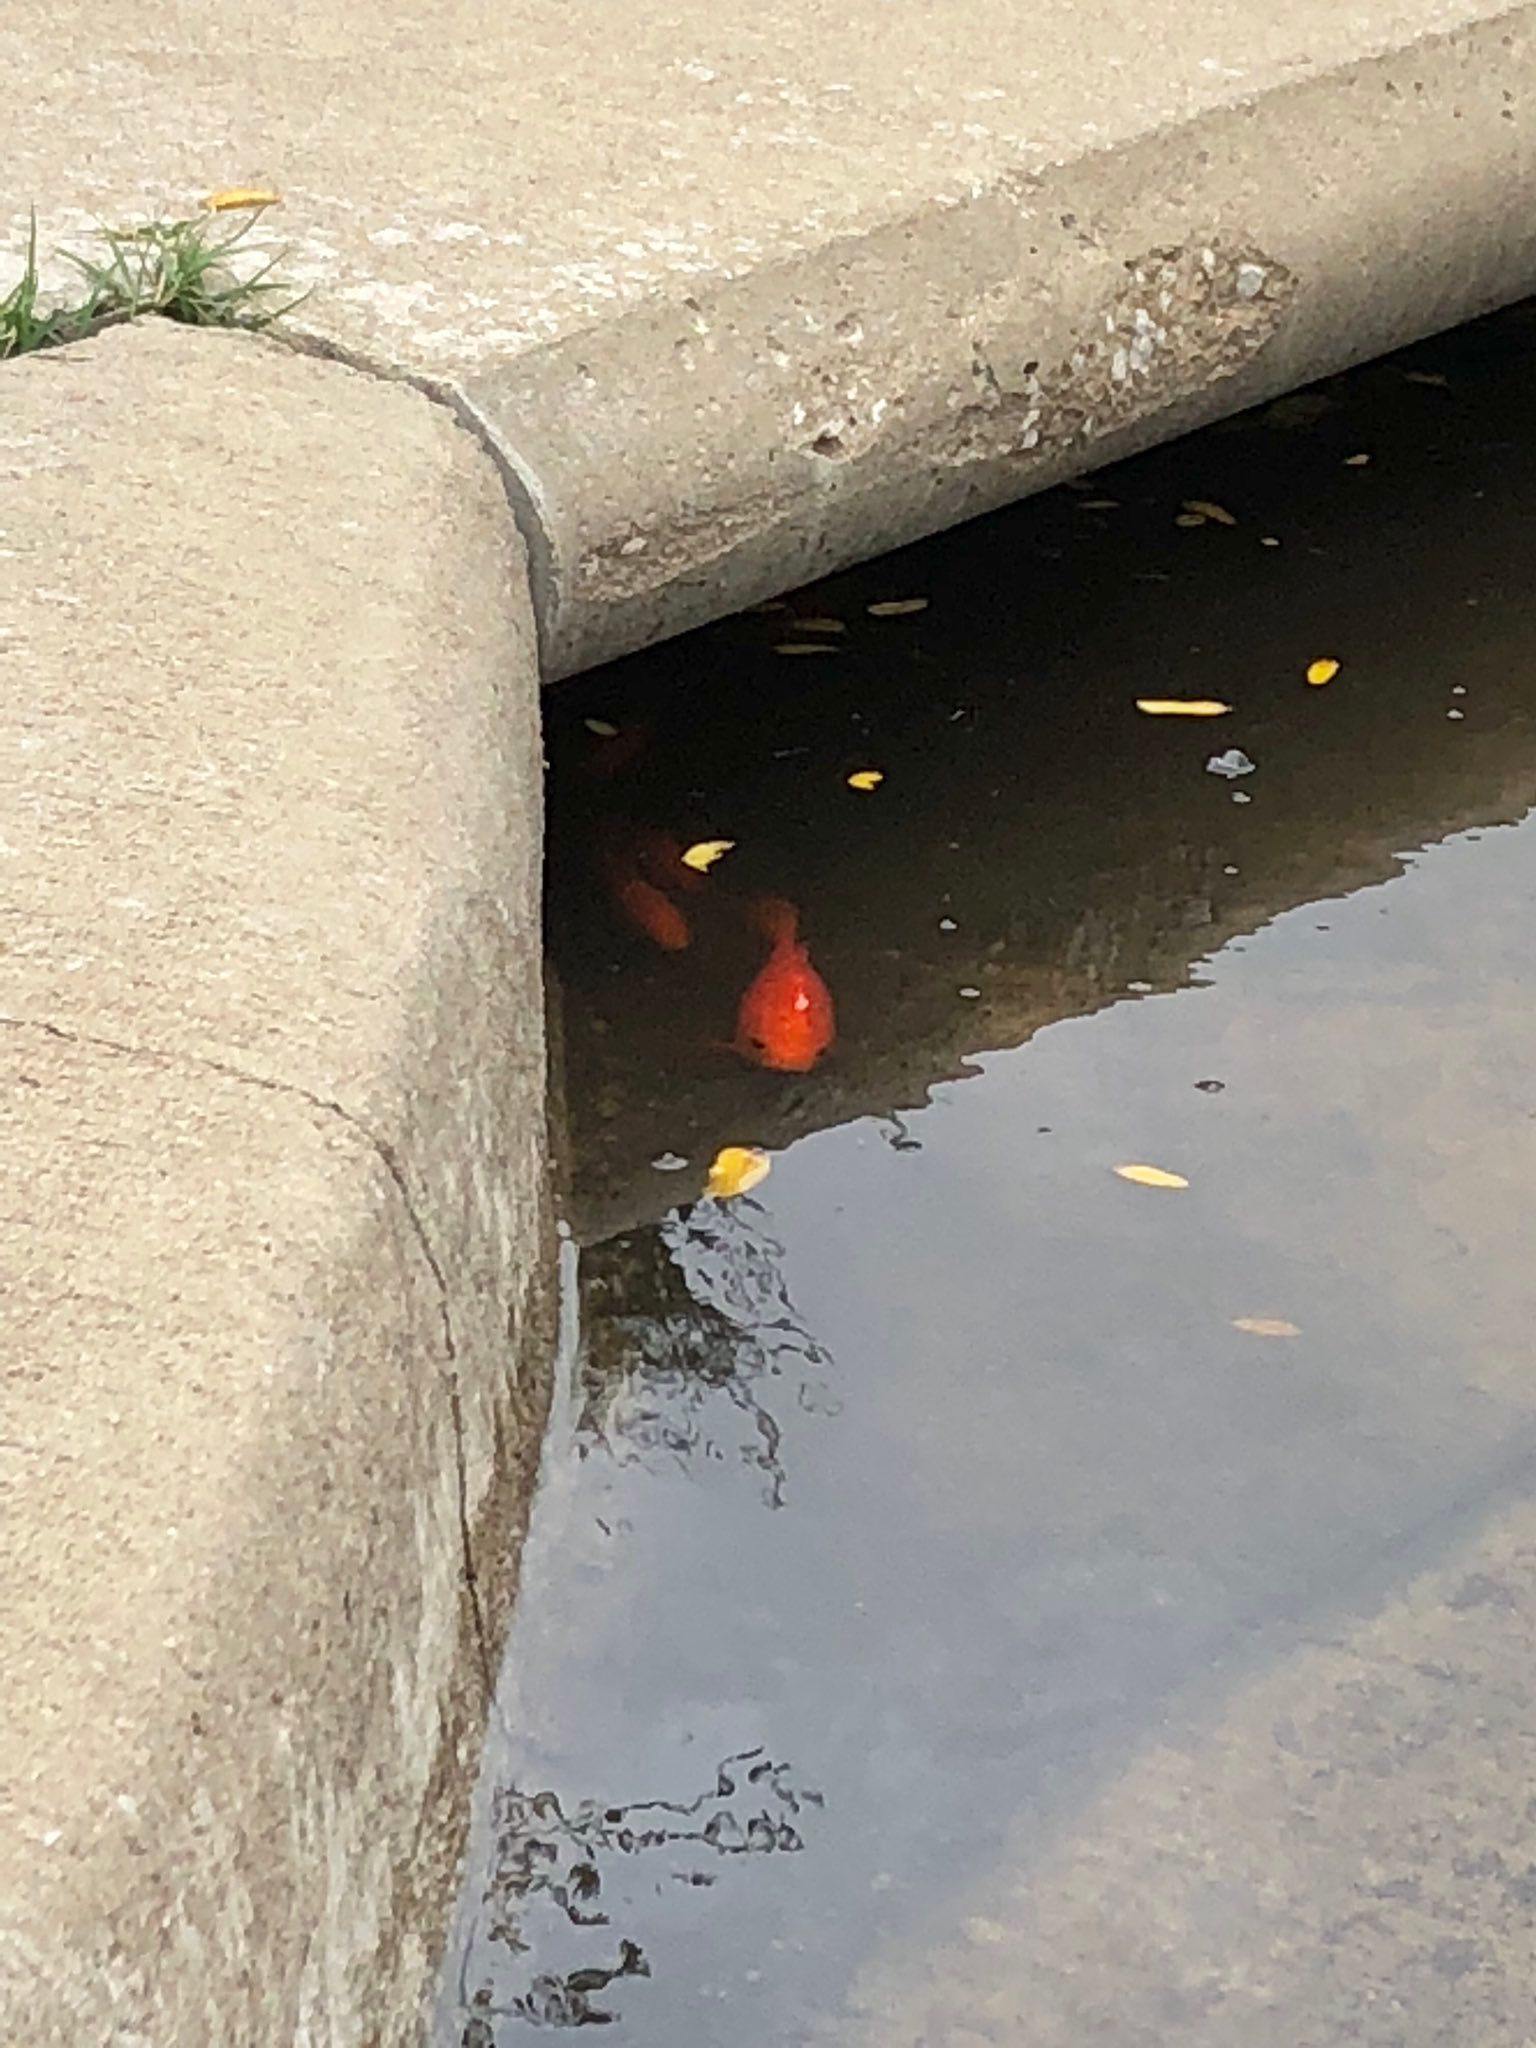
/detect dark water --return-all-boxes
[438,306,1536,2044]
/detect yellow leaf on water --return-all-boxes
[846,769,884,791]
[775,642,840,656]
[1182,499,1237,526]
[1114,1163,1189,1189]
[680,838,735,873]
[794,616,847,634]
[583,717,620,737]
[202,187,282,211]
[867,598,929,617]
[1233,1317,1302,1337]
[1136,698,1232,718]
[705,1145,771,1200]
[1306,658,1340,686]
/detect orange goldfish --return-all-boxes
[733,898,836,1072]
[597,825,693,951]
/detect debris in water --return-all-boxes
[938,917,957,931]
[1182,499,1237,526]
[795,616,847,633]
[846,769,884,791]
[1175,512,1208,528]
[1206,748,1255,778]
[1231,790,1252,804]
[1306,658,1340,686]
[1077,497,1120,510]
[1136,698,1231,717]
[1114,1164,1190,1189]
[1404,369,1450,387]
[958,986,980,999]
[867,598,929,617]
[1448,708,1465,720]
[705,1146,771,1200]
[1195,1079,1226,1093]
[1344,452,1372,466]
[1260,535,1281,548]
[583,716,620,737]
[1232,1317,1302,1337]
[651,1152,688,1172]
[680,838,736,873]
[775,641,840,656]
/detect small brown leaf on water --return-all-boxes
[1233,1317,1301,1338]
[1114,1163,1189,1189]
[1182,499,1237,526]
[794,616,847,634]
[867,598,929,617]
[1135,699,1232,718]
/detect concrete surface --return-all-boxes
[0,323,555,2042]
[825,1491,1536,2046]
[10,0,1536,671]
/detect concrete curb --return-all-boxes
[0,323,555,2043]
[472,2,1536,673]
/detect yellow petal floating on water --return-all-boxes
[867,598,929,617]
[583,716,620,737]
[1135,698,1232,718]
[1306,658,1340,687]
[775,642,840,656]
[680,838,735,873]
[794,616,847,634]
[846,769,885,791]
[705,1145,771,1200]
[1182,499,1237,526]
[1114,1163,1190,1189]
[1233,1317,1302,1337]
[202,186,282,211]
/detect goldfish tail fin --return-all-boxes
[748,894,800,947]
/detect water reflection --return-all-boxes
[441,301,1536,2044]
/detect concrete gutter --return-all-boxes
[11,0,1536,673]
[6,0,1536,2038]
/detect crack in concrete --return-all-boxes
[0,1009,498,1704]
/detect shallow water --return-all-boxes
[438,305,1536,2043]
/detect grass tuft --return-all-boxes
[1,205,307,361]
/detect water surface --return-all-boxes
[440,304,1536,2045]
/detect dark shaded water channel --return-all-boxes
[440,304,1536,2044]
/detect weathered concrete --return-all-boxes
[0,323,555,2043]
[10,0,1536,672]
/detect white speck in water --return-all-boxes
[1452,684,1467,694]
[1206,748,1255,778]
[651,1152,689,1172]
[1127,980,1153,993]
[959,986,981,999]
[1447,708,1464,720]
[1235,262,1267,300]
[1231,790,1253,804]
[1224,863,1240,874]
[939,917,958,931]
